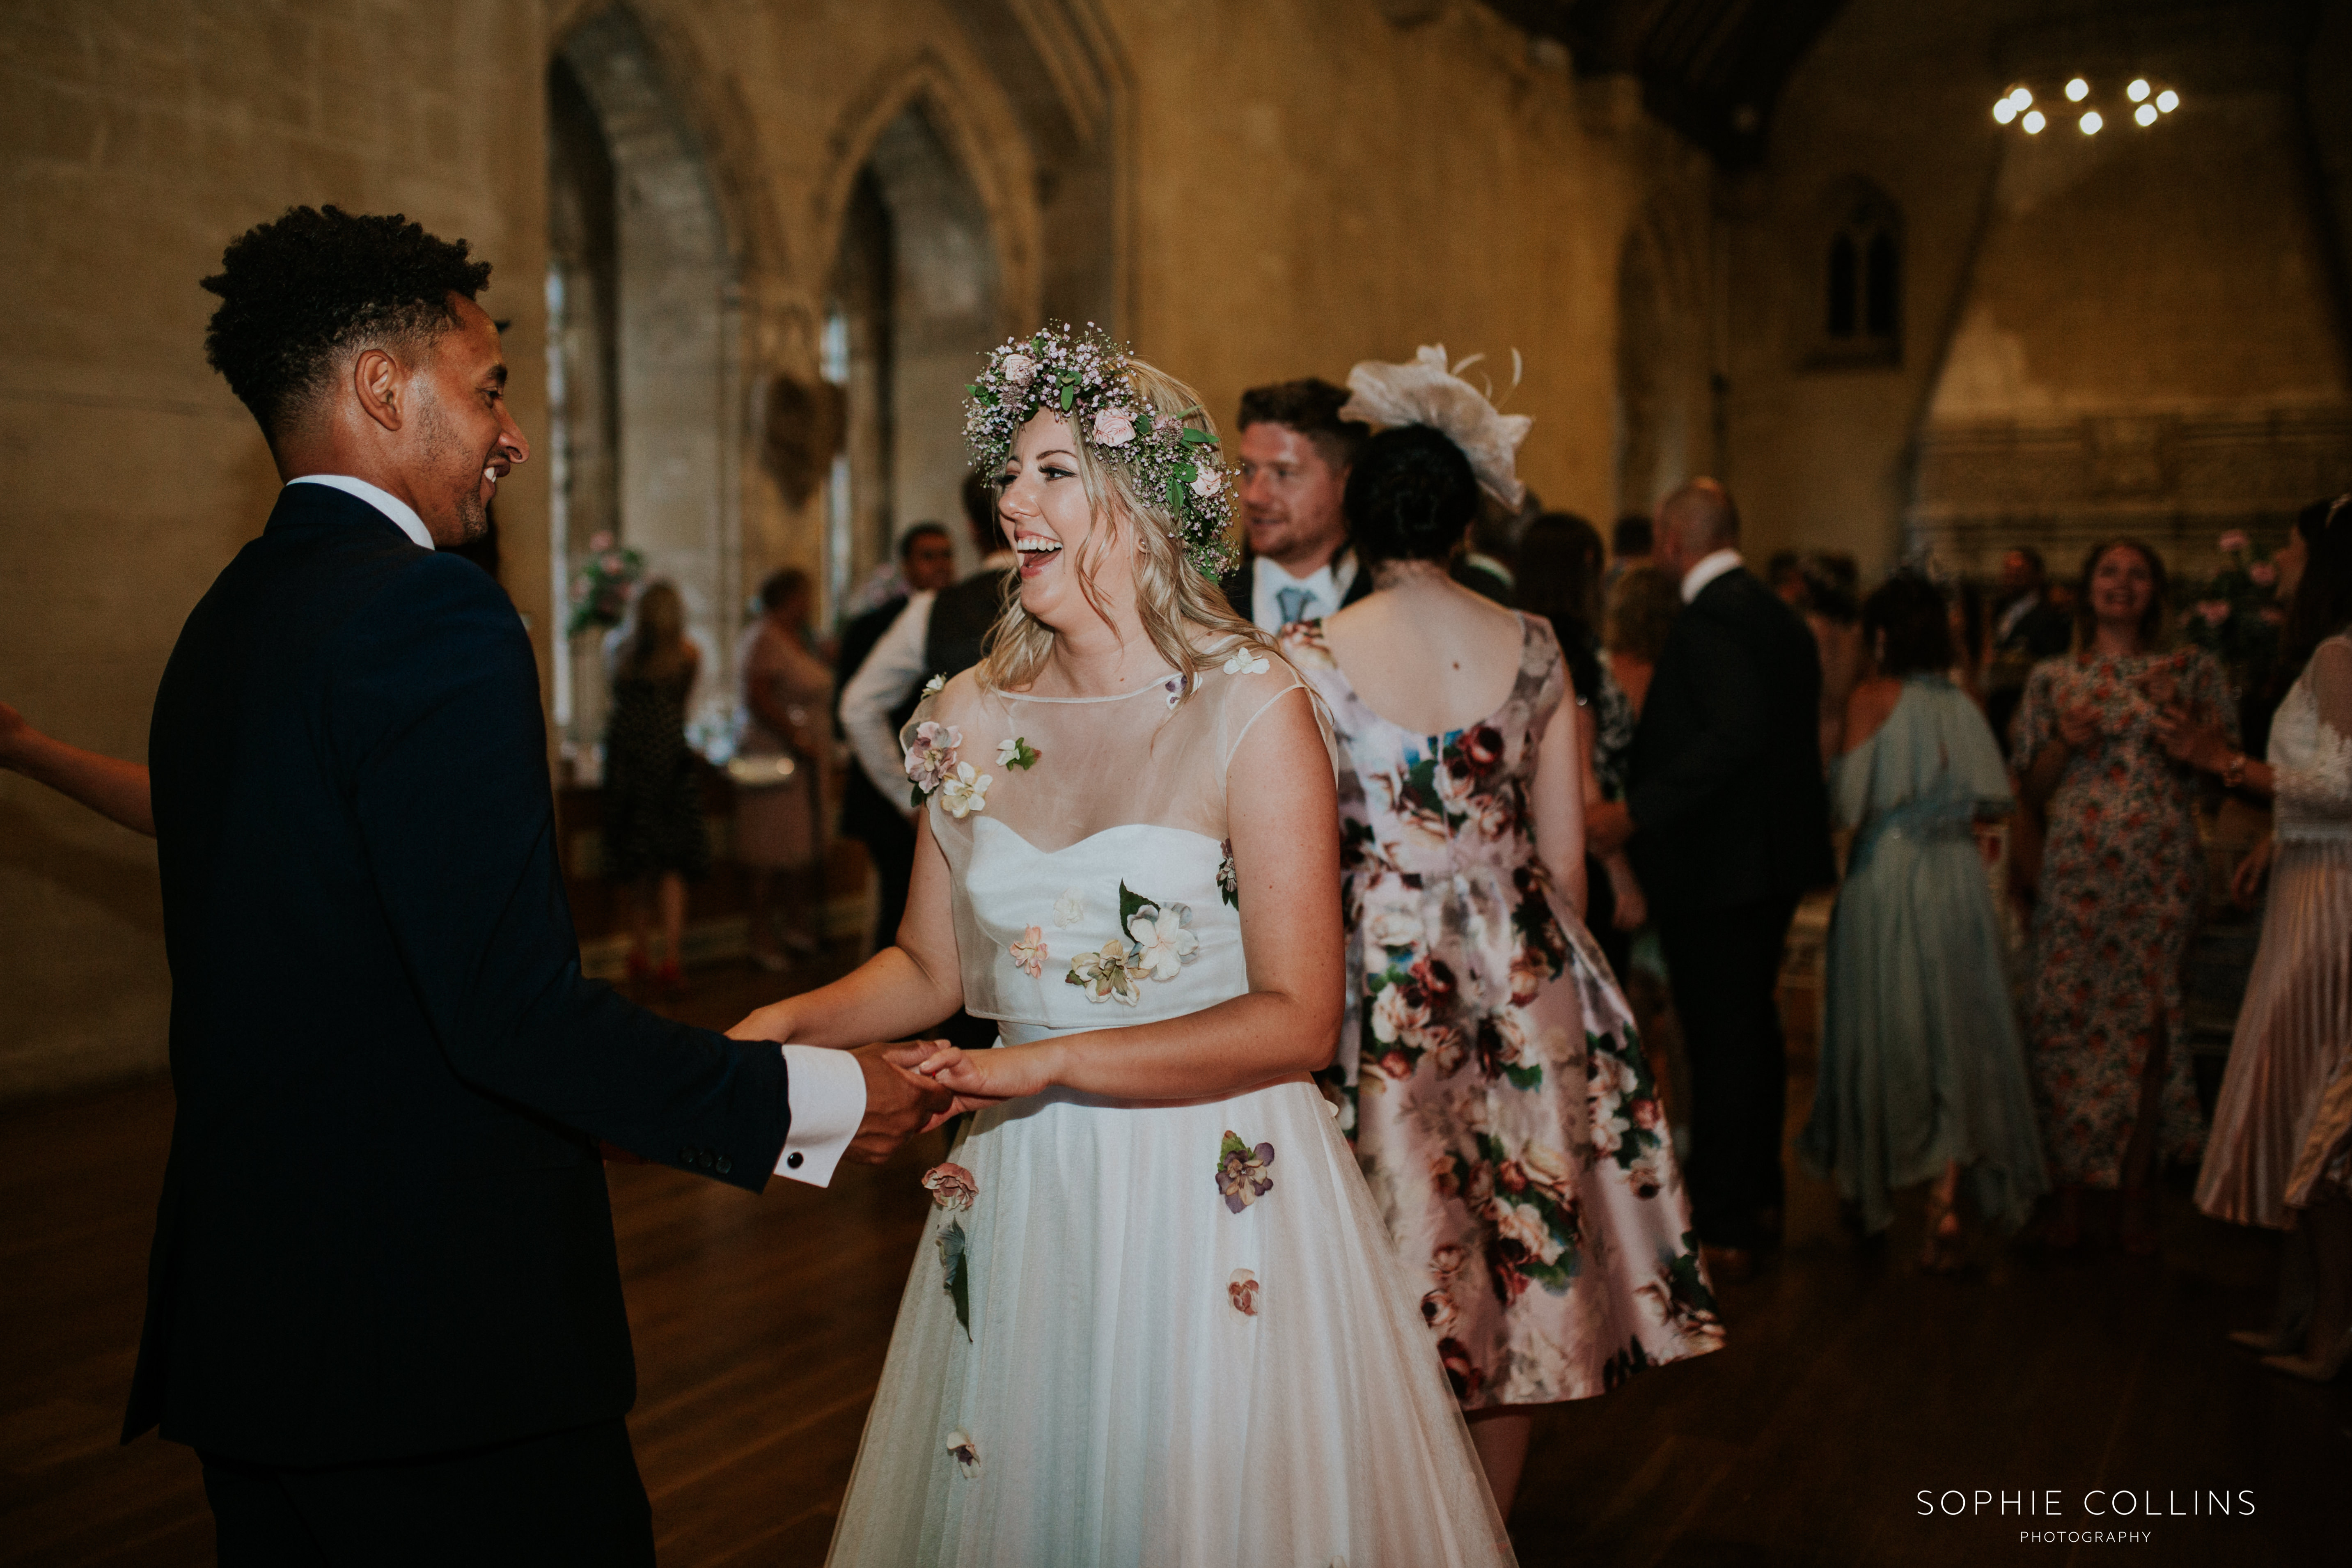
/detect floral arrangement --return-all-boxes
[2176,528,2285,676]
[565,530,644,638]
[963,321,1238,579]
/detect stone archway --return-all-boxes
[547,4,743,746]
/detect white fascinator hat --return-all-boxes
[1338,344,1532,508]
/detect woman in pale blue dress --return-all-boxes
[1801,576,2049,1268]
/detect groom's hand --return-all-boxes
[845,1040,954,1164]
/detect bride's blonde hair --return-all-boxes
[978,357,1275,698]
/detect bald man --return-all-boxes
[1587,479,1834,1281]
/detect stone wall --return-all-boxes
[0,0,1664,1100]
[1722,0,2352,580]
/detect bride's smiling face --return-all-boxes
[999,410,1137,632]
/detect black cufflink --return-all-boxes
[787,1151,804,1169]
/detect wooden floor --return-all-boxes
[5,954,2348,1567]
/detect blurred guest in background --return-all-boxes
[1518,509,1644,981]
[1799,553,1862,766]
[1802,576,2047,1269]
[603,579,707,993]
[2011,539,2231,1252]
[1603,562,1680,718]
[1452,491,1520,605]
[1588,479,1835,1281]
[1986,546,2075,756]
[839,473,1015,834]
[832,522,957,953]
[736,568,832,972]
[1605,513,1654,597]
[2156,496,2352,1378]
[1222,378,1372,630]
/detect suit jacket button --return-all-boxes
[680,1148,694,1165]
[715,1155,731,1175]
[786,1151,804,1170]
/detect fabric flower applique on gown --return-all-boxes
[938,763,991,818]
[996,736,1040,770]
[904,720,961,800]
[1228,1269,1260,1316]
[924,1165,977,1341]
[1008,926,1048,979]
[1064,882,1197,1003]
[1217,1130,1277,1213]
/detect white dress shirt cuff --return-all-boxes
[776,1045,867,1186]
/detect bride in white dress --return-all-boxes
[734,326,1514,1567]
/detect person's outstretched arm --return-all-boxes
[0,703,154,837]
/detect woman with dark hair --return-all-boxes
[1802,576,2047,1268]
[1516,511,1644,982]
[2155,496,2352,1379]
[1284,362,1720,1516]
[736,566,832,970]
[603,579,708,991]
[2011,539,2233,1251]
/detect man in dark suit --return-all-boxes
[1587,479,1834,1281]
[832,520,956,954]
[1221,378,1375,629]
[129,206,947,1563]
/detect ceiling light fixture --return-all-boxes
[1994,77,2179,136]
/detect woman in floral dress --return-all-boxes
[1283,362,1721,1517]
[2012,538,2233,1251]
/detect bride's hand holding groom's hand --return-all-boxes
[910,1042,1055,1131]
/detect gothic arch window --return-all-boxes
[1815,183,1902,367]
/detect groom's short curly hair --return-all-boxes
[202,205,493,440]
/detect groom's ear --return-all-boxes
[351,345,409,435]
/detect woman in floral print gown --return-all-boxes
[2011,538,2233,1251]
[736,328,1513,1567]
[1282,370,1722,1516]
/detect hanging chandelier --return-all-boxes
[1992,76,2179,136]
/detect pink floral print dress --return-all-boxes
[1285,614,1724,1410]
[2010,646,2232,1189]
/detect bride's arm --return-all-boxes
[919,688,1343,1104]
[728,812,966,1047]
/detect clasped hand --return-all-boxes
[907,1042,1057,1133]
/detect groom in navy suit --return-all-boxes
[126,207,947,1564]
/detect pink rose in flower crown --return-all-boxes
[1091,407,1136,447]
[1000,352,1037,388]
[1190,467,1223,498]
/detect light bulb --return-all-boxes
[2023,110,2046,134]
[1994,100,2017,124]
[2157,89,2179,112]
[2066,78,2089,102]
[2080,111,2102,134]
[2128,79,2150,103]
[2009,86,2033,109]
[2135,103,2158,126]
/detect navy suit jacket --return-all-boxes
[125,483,792,1465]
[1626,565,1836,915]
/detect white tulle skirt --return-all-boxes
[825,1027,1516,1568]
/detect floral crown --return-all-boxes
[963,322,1238,578]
